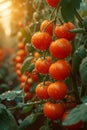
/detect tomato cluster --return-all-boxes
[14,24,39,101]
[15,1,81,128]
[30,17,77,123]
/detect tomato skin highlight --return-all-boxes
[49,60,71,80]
[43,102,65,120]
[46,0,60,8]
[55,22,76,41]
[47,81,68,100]
[31,31,52,51]
[49,38,72,59]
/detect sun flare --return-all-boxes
[0,0,12,36]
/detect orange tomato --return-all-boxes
[31,31,52,51]
[47,81,68,100]
[49,60,71,80]
[40,19,54,35]
[43,102,65,120]
[49,38,72,59]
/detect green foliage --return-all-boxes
[72,45,87,74]
[22,105,33,114]
[60,0,82,21]
[63,103,87,126]
[0,68,5,79]
[18,113,39,130]
[29,82,37,92]
[20,56,33,74]
[81,96,87,103]
[21,27,31,43]
[80,56,87,87]
[0,103,18,130]
[0,90,22,101]
[79,1,87,17]
[0,84,9,90]
[39,125,52,130]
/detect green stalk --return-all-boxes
[70,73,81,104]
[74,9,83,27]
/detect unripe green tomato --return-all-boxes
[32,0,44,11]
[33,12,41,22]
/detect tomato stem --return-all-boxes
[74,9,83,27]
[80,84,86,98]
[8,100,45,111]
[43,74,48,85]
[70,73,81,104]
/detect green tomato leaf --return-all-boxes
[39,125,52,130]
[72,45,87,75]
[60,0,82,21]
[0,84,9,90]
[29,82,37,93]
[81,96,87,103]
[20,56,33,74]
[18,113,39,130]
[0,90,22,101]
[22,105,33,114]
[79,56,87,87]
[63,103,87,126]
[0,103,18,130]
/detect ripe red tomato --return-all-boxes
[18,75,26,83]
[40,19,54,35]
[49,38,72,59]
[49,60,71,80]
[25,92,33,100]
[46,0,60,8]
[16,63,22,70]
[30,69,39,82]
[17,49,26,57]
[55,22,76,41]
[34,52,40,58]
[43,102,65,120]
[0,48,5,62]
[62,111,83,130]
[16,69,21,77]
[15,55,24,63]
[31,31,52,51]
[18,42,25,50]
[20,82,25,89]
[64,95,77,110]
[47,81,68,100]
[18,21,24,28]
[35,56,52,74]
[35,81,51,99]
[24,83,31,93]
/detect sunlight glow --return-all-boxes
[0,0,12,36]
[0,1,12,12]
